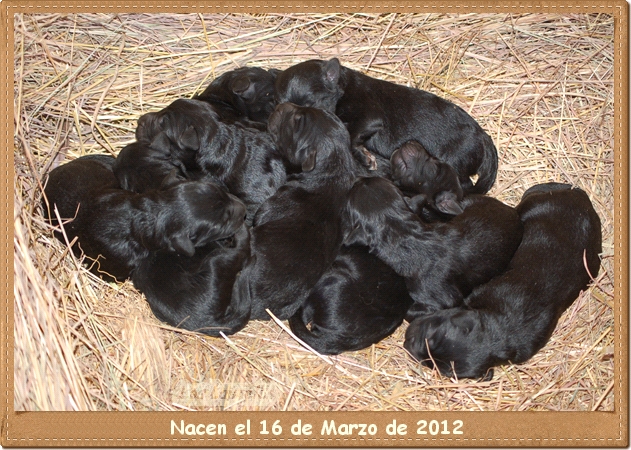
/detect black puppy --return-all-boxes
[194,66,280,130]
[132,224,251,336]
[404,183,602,380]
[135,98,287,224]
[236,102,357,321]
[43,154,246,282]
[288,245,413,355]
[390,140,464,218]
[344,177,523,321]
[112,137,187,193]
[275,58,497,193]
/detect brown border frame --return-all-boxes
[2,1,628,447]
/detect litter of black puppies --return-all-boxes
[404,183,602,380]
[43,154,247,282]
[237,102,357,321]
[288,245,412,355]
[275,58,498,194]
[42,61,603,378]
[343,176,524,321]
[135,98,287,224]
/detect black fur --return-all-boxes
[43,154,246,282]
[113,138,187,193]
[194,66,281,129]
[343,177,523,320]
[132,224,251,336]
[404,183,602,379]
[135,98,287,224]
[390,140,464,218]
[275,58,497,193]
[238,102,357,320]
[288,245,412,354]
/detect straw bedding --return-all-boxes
[14,13,614,411]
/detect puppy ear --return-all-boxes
[230,75,252,97]
[343,225,368,247]
[404,194,428,215]
[136,112,158,141]
[393,142,419,167]
[160,169,183,189]
[179,125,200,151]
[268,68,282,78]
[170,232,195,257]
[434,191,464,216]
[323,58,341,89]
[300,148,317,172]
[149,132,171,154]
[449,311,476,334]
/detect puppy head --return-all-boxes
[391,141,464,216]
[275,58,343,113]
[113,139,186,192]
[267,102,349,172]
[135,99,220,171]
[343,177,413,247]
[404,309,494,380]
[224,67,280,123]
[159,181,247,256]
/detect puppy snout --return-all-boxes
[135,112,156,140]
[227,194,247,222]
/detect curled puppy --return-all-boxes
[43,154,246,282]
[404,183,602,380]
[194,66,280,129]
[275,58,497,193]
[132,224,251,337]
[344,177,523,320]
[390,140,464,218]
[135,98,286,224]
[113,137,187,193]
[237,102,357,320]
[288,245,412,355]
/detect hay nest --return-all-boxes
[14,13,614,411]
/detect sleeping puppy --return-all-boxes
[132,223,251,337]
[275,58,497,194]
[194,66,280,130]
[344,176,523,321]
[390,140,464,219]
[135,98,287,224]
[112,137,187,193]
[404,183,602,380]
[288,245,413,355]
[237,102,357,320]
[43,154,246,282]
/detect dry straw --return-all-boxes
[14,13,614,411]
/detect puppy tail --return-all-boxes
[218,256,255,336]
[287,307,324,351]
[467,133,498,195]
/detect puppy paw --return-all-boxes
[358,146,378,171]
